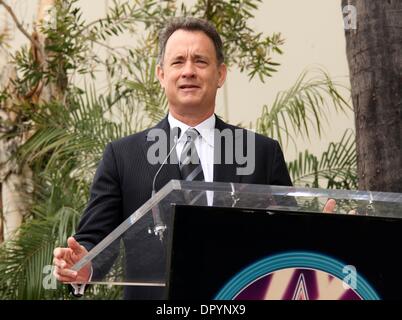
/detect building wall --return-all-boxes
[215,0,354,161]
[1,0,355,162]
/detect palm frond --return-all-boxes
[256,68,351,149]
[17,85,143,177]
[0,170,122,299]
[122,48,168,124]
[0,215,70,299]
[287,129,357,189]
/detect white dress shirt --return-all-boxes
[168,113,215,182]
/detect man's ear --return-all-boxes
[217,63,227,88]
[156,64,165,88]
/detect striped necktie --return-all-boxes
[179,128,205,181]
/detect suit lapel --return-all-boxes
[141,117,181,192]
[142,115,243,190]
[213,116,241,184]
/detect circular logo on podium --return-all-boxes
[215,252,379,300]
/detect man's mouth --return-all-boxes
[179,84,200,90]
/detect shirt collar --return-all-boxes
[168,113,215,147]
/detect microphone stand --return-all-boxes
[150,127,182,241]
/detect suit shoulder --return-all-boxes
[226,123,279,147]
[253,131,279,148]
[108,128,151,150]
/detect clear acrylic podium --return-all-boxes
[72,180,402,300]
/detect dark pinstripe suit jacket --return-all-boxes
[74,115,292,299]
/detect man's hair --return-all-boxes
[157,17,224,66]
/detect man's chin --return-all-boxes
[176,99,203,109]
[170,102,214,118]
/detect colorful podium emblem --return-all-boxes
[215,252,379,300]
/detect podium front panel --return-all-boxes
[167,205,402,300]
[70,180,402,299]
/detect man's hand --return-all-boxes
[323,199,356,214]
[53,236,91,284]
[323,199,337,213]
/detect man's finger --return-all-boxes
[54,266,77,279]
[53,257,67,269]
[323,199,336,213]
[54,269,75,283]
[54,273,76,284]
[53,247,69,259]
[67,237,84,255]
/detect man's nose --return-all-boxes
[181,61,196,78]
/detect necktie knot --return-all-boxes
[185,128,200,142]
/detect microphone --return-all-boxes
[150,127,182,241]
[151,127,182,195]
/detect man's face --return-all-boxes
[157,29,226,117]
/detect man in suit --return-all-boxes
[53,17,327,299]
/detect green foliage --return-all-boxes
[192,0,284,81]
[12,46,43,97]
[0,170,123,299]
[18,87,134,174]
[119,44,168,123]
[287,129,357,189]
[0,216,70,299]
[12,0,92,96]
[0,0,355,300]
[0,168,81,299]
[41,0,90,77]
[257,68,351,149]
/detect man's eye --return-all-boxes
[196,60,207,64]
[172,61,182,65]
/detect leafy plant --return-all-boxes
[287,129,357,189]
[257,68,351,148]
[0,0,355,300]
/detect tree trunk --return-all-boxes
[1,13,30,241]
[342,0,402,193]
[0,14,5,244]
[0,183,3,243]
[0,0,55,241]
[1,23,33,239]
[0,97,34,240]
